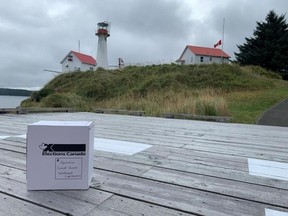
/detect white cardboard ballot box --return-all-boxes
[26,121,94,190]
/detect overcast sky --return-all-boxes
[0,0,287,89]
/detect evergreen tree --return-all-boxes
[235,10,288,79]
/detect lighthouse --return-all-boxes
[96,21,110,69]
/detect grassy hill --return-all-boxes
[21,64,288,123]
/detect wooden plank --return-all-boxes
[2,112,210,139]
[23,107,76,113]
[0,148,152,182]
[0,167,99,216]
[137,153,288,190]
[0,155,195,216]
[0,141,26,154]
[141,145,249,164]
[201,132,288,147]
[191,136,288,153]
[0,192,64,216]
[1,112,287,150]
[94,156,153,176]
[0,152,26,170]
[98,195,198,216]
[0,164,114,206]
[1,112,288,216]
[183,141,288,161]
[93,154,288,208]
[93,169,286,216]
[2,146,287,215]
[141,167,288,208]
[93,131,287,157]
[0,138,26,148]
[1,148,288,215]
[165,153,248,172]
[0,152,194,216]
[0,127,26,136]
[84,206,131,216]
[95,148,288,190]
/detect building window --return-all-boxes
[74,67,80,71]
[190,57,193,63]
[89,67,94,71]
[200,57,203,62]
[210,57,212,61]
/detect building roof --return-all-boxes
[61,51,96,66]
[187,45,230,58]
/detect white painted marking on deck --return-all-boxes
[248,158,288,181]
[0,136,9,140]
[0,134,152,155]
[14,134,27,139]
[265,209,288,216]
[94,138,152,155]
[0,134,26,139]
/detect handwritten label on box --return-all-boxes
[55,158,82,180]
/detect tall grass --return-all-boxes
[95,88,228,116]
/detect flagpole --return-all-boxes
[221,17,225,63]
[222,17,225,51]
[78,40,81,52]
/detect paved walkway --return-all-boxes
[257,98,288,127]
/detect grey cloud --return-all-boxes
[0,0,288,88]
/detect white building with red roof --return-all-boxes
[60,51,97,72]
[176,45,230,65]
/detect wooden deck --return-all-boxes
[0,112,288,216]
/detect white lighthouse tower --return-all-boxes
[96,21,110,69]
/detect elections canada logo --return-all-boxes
[39,143,86,156]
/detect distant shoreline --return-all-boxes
[0,88,32,97]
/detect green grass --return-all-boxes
[226,81,288,123]
[21,64,288,124]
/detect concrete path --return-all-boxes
[257,98,288,127]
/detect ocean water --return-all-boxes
[0,95,29,108]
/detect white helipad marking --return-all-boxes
[265,209,288,216]
[0,134,27,140]
[1,135,151,155]
[14,134,27,139]
[94,138,152,155]
[248,158,288,181]
[0,136,10,140]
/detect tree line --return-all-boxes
[235,10,288,80]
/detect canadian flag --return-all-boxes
[214,40,222,48]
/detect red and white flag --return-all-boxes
[214,40,222,48]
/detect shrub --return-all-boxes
[30,88,55,102]
[41,93,87,109]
